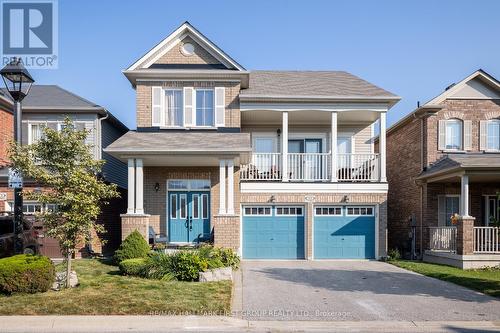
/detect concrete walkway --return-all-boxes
[0,316,500,333]
[237,260,500,321]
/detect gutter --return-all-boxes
[97,110,109,160]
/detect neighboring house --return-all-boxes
[106,22,400,260]
[0,85,128,257]
[385,69,500,268]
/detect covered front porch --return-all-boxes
[417,154,500,268]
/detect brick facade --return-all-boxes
[0,107,13,166]
[156,36,221,65]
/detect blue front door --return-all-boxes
[168,191,210,243]
[314,206,375,259]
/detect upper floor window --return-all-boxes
[487,119,500,151]
[165,89,183,127]
[445,119,463,150]
[29,123,45,144]
[195,89,214,127]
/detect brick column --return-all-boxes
[121,214,151,241]
[456,216,475,255]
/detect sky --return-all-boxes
[28,0,500,129]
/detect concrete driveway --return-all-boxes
[235,260,500,321]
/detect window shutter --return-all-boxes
[438,120,446,150]
[151,86,162,126]
[480,120,487,150]
[463,120,472,151]
[438,195,446,226]
[183,87,194,127]
[215,87,225,127]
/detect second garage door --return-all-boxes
[314,206,376,259]
[243,206,305,259]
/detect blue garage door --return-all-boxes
[243,206,305,259]
[314,206,375,259]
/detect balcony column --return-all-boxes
[331,111,338,182]
[227,159,234,215]
[460,174,469,217]
[282,111,289,182]
[379,111,387,182]
[135,159,144,214]
[127,159,136,214]
[219,159,226,214]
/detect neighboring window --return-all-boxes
[165,89,183,127]
[276,206,303,216]
[315,206,342,216]
[195,89,214,126]
[487,119,500,151]
[445,196,460,226]
[29,123,45,144]
[243,206,271,216]
[346,206,374,216]
[445,119,463,150]
[23,203,42,215]
[254,138,275,153]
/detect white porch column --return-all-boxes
[282,111,289,182]
[331,111,338,182]
[227,159,234,214]
[135,159,144,214]
[379,112,387,182]
[461,174,469,216]
[219,159,226,214]
[127,159,135,214]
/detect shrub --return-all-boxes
[387,248,401,261]
[114,230,150,264]
[0,254,55,294]
[198,245,240,270]
[118,258,147,276]
[170,251,208,281]
[141,252,175,280]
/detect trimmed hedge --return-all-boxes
[0,255,55,294]
[114,230,150,264]
[170,251,208,281]
[118,258,147,276]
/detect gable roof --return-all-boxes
[126,21,246,72]
[417,153,500,180]
[240,71,400,103]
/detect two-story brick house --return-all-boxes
[0,85,128,257]
[385,69,500,268]
[106,22,400,260]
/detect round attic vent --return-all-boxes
[181,43,195,56]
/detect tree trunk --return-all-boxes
[66,251,72,288]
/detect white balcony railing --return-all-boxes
[474,227,500,253]
[240,153,380,182]
[428,227,457,252]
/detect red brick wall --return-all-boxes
[0,108,13,166]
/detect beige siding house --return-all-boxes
[106,22,400,260]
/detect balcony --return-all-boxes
[240,152,380,182]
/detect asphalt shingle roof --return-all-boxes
[105,131,251,153]
[418,154,500,179]
[240,71,398,99]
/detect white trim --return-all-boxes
[127,159,135,214]
[135,159,144,214]
[127,22,245,71]
[240,182,388,193]
[240,102,390,112]
[227,159,234,215]
[219,159,226,214]
[215,86,225,127]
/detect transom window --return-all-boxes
[165,90,184,127]
[346,206,374,216]
[195,89,214,126]
[315,206,342,216]
[445,119,463,150]
[244,206,271,216]
[487,119,500,151]
[276,206,303,216]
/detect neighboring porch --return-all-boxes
[417,154,500,268]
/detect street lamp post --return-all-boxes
[1,58,34,254]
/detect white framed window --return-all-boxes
[346,206,374,216]
[315,206,342,216]
[195,89,214,127]
[276,206,303,216]
[165,89,184,127]
[254,137,276,153]
[438,195,460,226]
[487,119,500,151]
[243,206,272,216]
[28,123,45,144]
[445,119,463,150]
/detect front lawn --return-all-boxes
[0,259,232,315]
[390,260,500,298]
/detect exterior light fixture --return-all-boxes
[154,183,160,192]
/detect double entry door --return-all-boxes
[168,191,210,243]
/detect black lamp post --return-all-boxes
[1,58,34,254]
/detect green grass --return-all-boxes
[0,259,232,315]
[390,260,500,298]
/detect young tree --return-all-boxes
[9,117,119,287]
